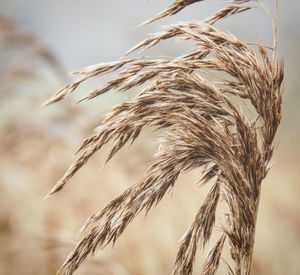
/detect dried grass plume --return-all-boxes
[45,1,283,274]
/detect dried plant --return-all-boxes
[45,1,283,274]
[0,17,66,103]
[0,17,65,82]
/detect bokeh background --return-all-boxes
[0,1,299,274]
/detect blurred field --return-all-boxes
[0,1,300,274]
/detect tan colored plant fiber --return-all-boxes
[45,1,283,274]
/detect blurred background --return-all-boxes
[0,0,299,274]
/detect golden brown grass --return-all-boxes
[45,1,284,274]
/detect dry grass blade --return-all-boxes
[45,0,284,274]
[42,60,132,106]
[228,1,253,4]
[174,183,220,274]
[204,6,252,25]
[141,0,204,26]
[201,235,226,275]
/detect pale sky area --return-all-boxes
[0,0,299,68]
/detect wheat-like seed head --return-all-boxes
[45,1,283,274]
